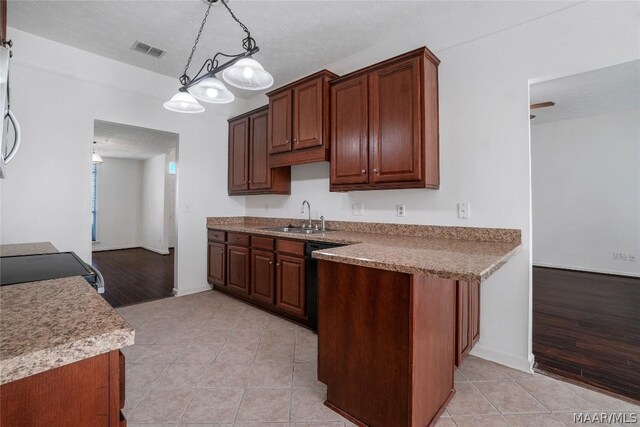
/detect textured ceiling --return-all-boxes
[8,1,579,99]
[530,60,640,124]
[94,119,178,160]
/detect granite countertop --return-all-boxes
[0,244,134,385]
[0,242,59,257]
[207,217,521,283]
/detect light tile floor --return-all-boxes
[117,291,639,427]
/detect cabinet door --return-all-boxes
[250,249,275,305]
[228,118,249,193]
[268,91,292,154]
[330,75,369,185]
[208,242,226,286]
[227,245,250,295]
[293,77,324,150]
[470,281,480,346]
[455,281,471,366]
[249,110,271,190]
[276,254,306,317]
[369,57,422,183]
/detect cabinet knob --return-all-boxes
[293,138,298,144]
[269,261,273,265]
[285,140,290,144]
[373,168,379,174]
[276,262,280,267]
[248,180,251,184]
[361,169,366,174]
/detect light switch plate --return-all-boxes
[352,203,364,216]
[458,203,470,219]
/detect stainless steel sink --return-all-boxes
[258,226,333,234]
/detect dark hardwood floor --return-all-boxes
[533,266,640,401]
[92,248,174,308]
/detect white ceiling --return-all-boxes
[94,119,178,160]
[530,60,640,124]
[8,1,580,100]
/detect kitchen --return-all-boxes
[1,1,639,426]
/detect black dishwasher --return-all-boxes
[305,241,344,331]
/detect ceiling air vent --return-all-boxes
[131,41,166,59]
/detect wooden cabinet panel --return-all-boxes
[268,91,292,154]
[251,235,275,251]
[208,229,226,242]
[330,75,369,185]
[456,280,480,366]
[228,118,249,193]
[249,110,271,190]
[227,245,250,295]
[293,77,323,150]
[228,106,291,196]
[250,249,275,305]
[0,350,123,427]
[228,232,250,246]
[208,242,226,286]
[275,239,305,256]
[276,254,306,317]
[369,57,422,183]
[329,47,440,191]
[470,281,480,345]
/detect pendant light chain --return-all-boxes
[221,0,256,51]
[181,0,214,85]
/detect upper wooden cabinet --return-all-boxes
[330,47,440,192]
[267,70,338,167]
[228,106,291,195]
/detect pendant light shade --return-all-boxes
[188,77,235,104]
[163,92,205,113]
[222,58,274,90]
[92,151,103,164]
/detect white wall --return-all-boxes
[0,28,248,295]
[92,157,143,251]
[243,2,640,371]
[140,154,168,254]
[532,110,640,277]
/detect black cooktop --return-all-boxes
[0,252,95,286]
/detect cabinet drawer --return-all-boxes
[208,229,226,242]
[228,233,250,246]
[276,239,305,256]
[252,235,275,251]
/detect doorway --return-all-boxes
[530,61,640,400]
[90,119,179,307]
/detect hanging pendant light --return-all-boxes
[222,57,273,90]
[163,92,205,113]
[188,76,235,104]
[92,141,103,164]
[165,0,272,113]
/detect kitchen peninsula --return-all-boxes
[0,242,134,426]
[207,216,521,426]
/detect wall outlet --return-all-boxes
[352,203,364,216]
[457,202,470,219]
[263,203,269,213]
[184,204,191,213]
[396,204,406,217]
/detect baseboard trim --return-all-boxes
[470,344,533,373]
[92,244,140,252]
[174,285,212,297]
[141,245,170,255]
[533,263,639,278]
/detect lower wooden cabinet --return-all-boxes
[207,242,226,286]
[207,230,310,326]
[250,249,275,305]
[455,280,480,365]
[0,350,125,426]
[227,245,250,295]
[275,254,306,317]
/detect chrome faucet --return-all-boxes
[301,200,311,228]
